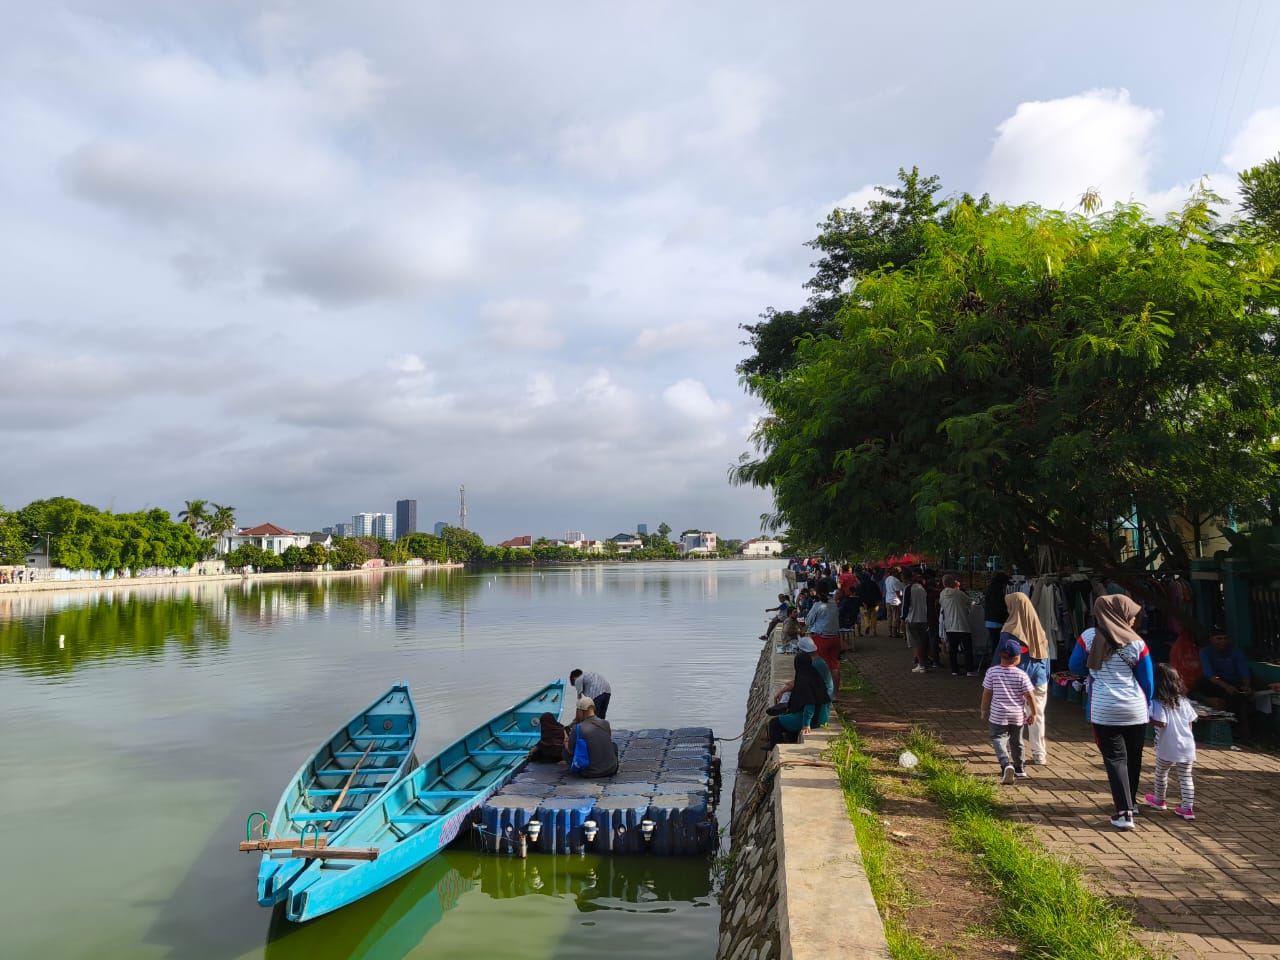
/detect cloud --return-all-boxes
[981,89,1161,210]
[663,378,731,423]
[480,298,563,351]
[1223,106,1280,173]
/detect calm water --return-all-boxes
[0,561,781,960]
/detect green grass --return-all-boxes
[828,726,949,960]
[902,728,1154,960]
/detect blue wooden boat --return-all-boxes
[251,682,419,907]
[278,680,564,922]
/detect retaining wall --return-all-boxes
[718,642,890,960]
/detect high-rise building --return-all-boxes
[637,523,648,535]
[396,499,418,540]
[321,526,333,535]
[334,522,353,538]
[353,512,394,539]
[566,530,585,542]
[433,521,448,536]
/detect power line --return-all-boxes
[1217,0,1264,167]
[1200,0,1243,175]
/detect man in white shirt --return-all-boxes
[882,567,905,638]
[569,669,612,719]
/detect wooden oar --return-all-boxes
[288,846,379,861]
[326,739,376,827]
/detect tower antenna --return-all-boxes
[459,484,467,531]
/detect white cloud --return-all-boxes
[480,298,563,351]
[663,378,730,422]
[1223,106,1280,173]
[982,88,1161,210]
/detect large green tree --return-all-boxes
[1240,152,1280,236]
[736,191,1280,576]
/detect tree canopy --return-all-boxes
[735,186,1280,573]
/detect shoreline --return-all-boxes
[0,562,465,596]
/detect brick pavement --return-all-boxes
[849,633,1280,959]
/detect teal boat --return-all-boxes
[251,683,419,906]
[279,680,564,922]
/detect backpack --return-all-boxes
[570,723,590,772]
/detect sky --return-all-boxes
[3,1,1280,543]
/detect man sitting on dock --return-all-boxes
[565,696,619,778]
[570,668,612,719]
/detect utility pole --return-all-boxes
[459,484,467,531]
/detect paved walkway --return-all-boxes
[851,633,1280,960]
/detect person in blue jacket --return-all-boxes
[766,652,831,748]
[1069,594,1154,831]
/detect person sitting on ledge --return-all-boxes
[530,711,569,764]
[564,696,619,778]
[766,652,831,749]
[1195,631,1257,738]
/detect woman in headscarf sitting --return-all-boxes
[767,653,832,748]
[529,711,570,763]
[994,592,1052,765]
[1068,595,1154,831]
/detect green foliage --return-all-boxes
[738,167,955,381]
[178,499,209,535]
[7,498,207,571]
[401,532,449,563]
[437,525,486,562]
[737,191,1280,572]
[225,543,281,571]
[280,545,305,570]
[1240,153,1280,236]
[330,536,369,570]
[0,507,28,565]
[657,522,672,541]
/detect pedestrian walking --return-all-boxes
[1144,663,1198,820]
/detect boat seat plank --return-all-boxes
[315,766,400,777]
[332,750,409,759]
[307,787,384,797]
[415,790,476,798]
[291,812,358,821]
[493,731,540,739]
[288,846,379,860]
[347,735,412,743]
[470,749,531,757]
[388,815,442,824]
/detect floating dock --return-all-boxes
[477,727,721,856]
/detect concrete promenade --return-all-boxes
[852,634,1280,960]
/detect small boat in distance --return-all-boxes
[280,680,564,923]
[251,682,418,906]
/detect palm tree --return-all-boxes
[207,504,237,554]
[179,499,209,536]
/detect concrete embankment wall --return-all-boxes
[0,563,463,595]
[718,643,889,960]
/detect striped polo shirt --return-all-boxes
[1073,628,1151,726]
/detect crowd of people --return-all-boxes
[762,558,1280,832]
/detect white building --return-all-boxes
[221,524,312,556]
[741,537,784,558]
[609,533,644,553]
[680,532,718,555]
[353,512,394,539]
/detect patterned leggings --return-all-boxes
[1152,757,1195,809]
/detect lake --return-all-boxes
[0,561,784,960]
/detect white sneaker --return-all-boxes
[1110,812,1136,830]
[1001,765,1015,785]
[911,665,926,674]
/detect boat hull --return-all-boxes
[281,679,564,921]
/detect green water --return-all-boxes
[0,561,781,960]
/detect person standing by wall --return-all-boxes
[803,587,842,694]
[903,574,931,674]
[883,566,905,638]
[1068,595,1154,831]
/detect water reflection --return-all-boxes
[262,851,712,960]
[265,854,475,960]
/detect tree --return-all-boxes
[178,500,209,536]
[207,504,237,546]
[1240,153,1280,236]
[0,507,27,564]
[331,537,369,569]
[437,525,486,563]
[281,545,305,570]
[736,191,1280,581]
[738,167,951,381]
[302,543,328,569]
[657,522,672,542]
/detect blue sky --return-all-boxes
[3,1,1279,542]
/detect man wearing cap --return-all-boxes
[564,695,619,778]
[772,636,834,727]
[569,668,612,719]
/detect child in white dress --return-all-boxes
[1144,663,1197,820]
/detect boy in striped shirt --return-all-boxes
[980,638,1040,784]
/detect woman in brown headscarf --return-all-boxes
[1068,594,1154,830]
[529,711,569,764]
[998,592,1052,765]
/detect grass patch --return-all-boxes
[903,728,1153,960]
[829,725,949,960]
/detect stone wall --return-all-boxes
[719,643,890,960]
